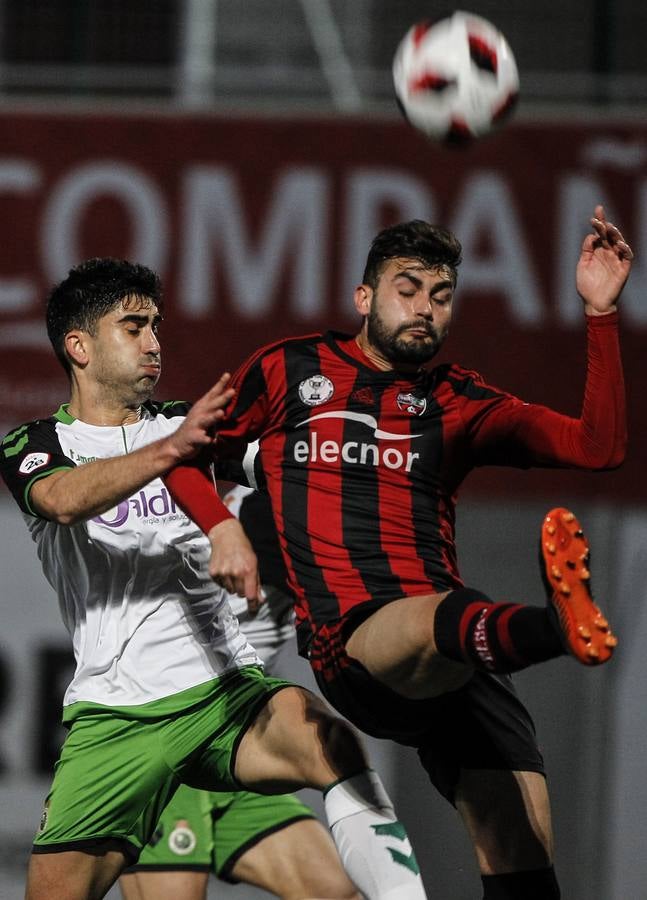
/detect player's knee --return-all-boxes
[246,688,366,784]
[305,697,367,775]
[322,714,367,775]
[286,863,361,899]
[270,866,360,900]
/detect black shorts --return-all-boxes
[308,618,545,805]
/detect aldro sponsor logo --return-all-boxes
[93,486,186,528]
[294,410,421,473]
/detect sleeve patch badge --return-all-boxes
[19,452,51,475]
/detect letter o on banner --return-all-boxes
[41,162,169,281]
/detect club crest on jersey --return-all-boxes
[19,452,51,475]
[298,374,334,407]
[396,392,427,416]
[168,820,197,856]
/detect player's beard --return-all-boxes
[366,308,446,366]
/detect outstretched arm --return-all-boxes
[30,374,234,524]
[467,207,632,470]
[471,314,626,470]
[577,204,633,316]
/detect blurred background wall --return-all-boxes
[0,2,645,898]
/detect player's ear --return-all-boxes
[64,330,90,368]
[354,284,372,316]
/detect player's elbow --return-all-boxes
[39,504,82,526]
[602,429,627,469]
[598,444,626,471]
[577,425,627,471]
[54,510,84,525]
[33,489,86,524]
[586,439,627,471]
[29,472,83,524]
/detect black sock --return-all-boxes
[434,588,564,673]
[481,866,560,899]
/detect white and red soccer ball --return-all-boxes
[392,10,519,144]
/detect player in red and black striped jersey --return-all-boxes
[165,207,633,900]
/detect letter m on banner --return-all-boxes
[180,166,328,319]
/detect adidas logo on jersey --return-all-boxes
[350,386,375,406]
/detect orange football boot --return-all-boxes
[541,507,617,665]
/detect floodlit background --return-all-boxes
[1,0,646,108]
[0,2,646,898]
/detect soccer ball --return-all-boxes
[392,10,519,144]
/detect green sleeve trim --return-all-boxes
[24,465,75,516]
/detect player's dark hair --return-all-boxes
[362,220,462,289]
[46,258,163,375]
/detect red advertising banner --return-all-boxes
[0,109,644,501]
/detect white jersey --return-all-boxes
[0,401,261,710]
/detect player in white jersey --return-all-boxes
[0,258,427,900]
[119,484,361,899]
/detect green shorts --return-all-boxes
[127,783,316,881]
[33,666,292,861]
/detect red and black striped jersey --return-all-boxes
[167,313,625,654]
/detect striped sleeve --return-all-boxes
[456,313,626,470]
[0,418,75,516]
